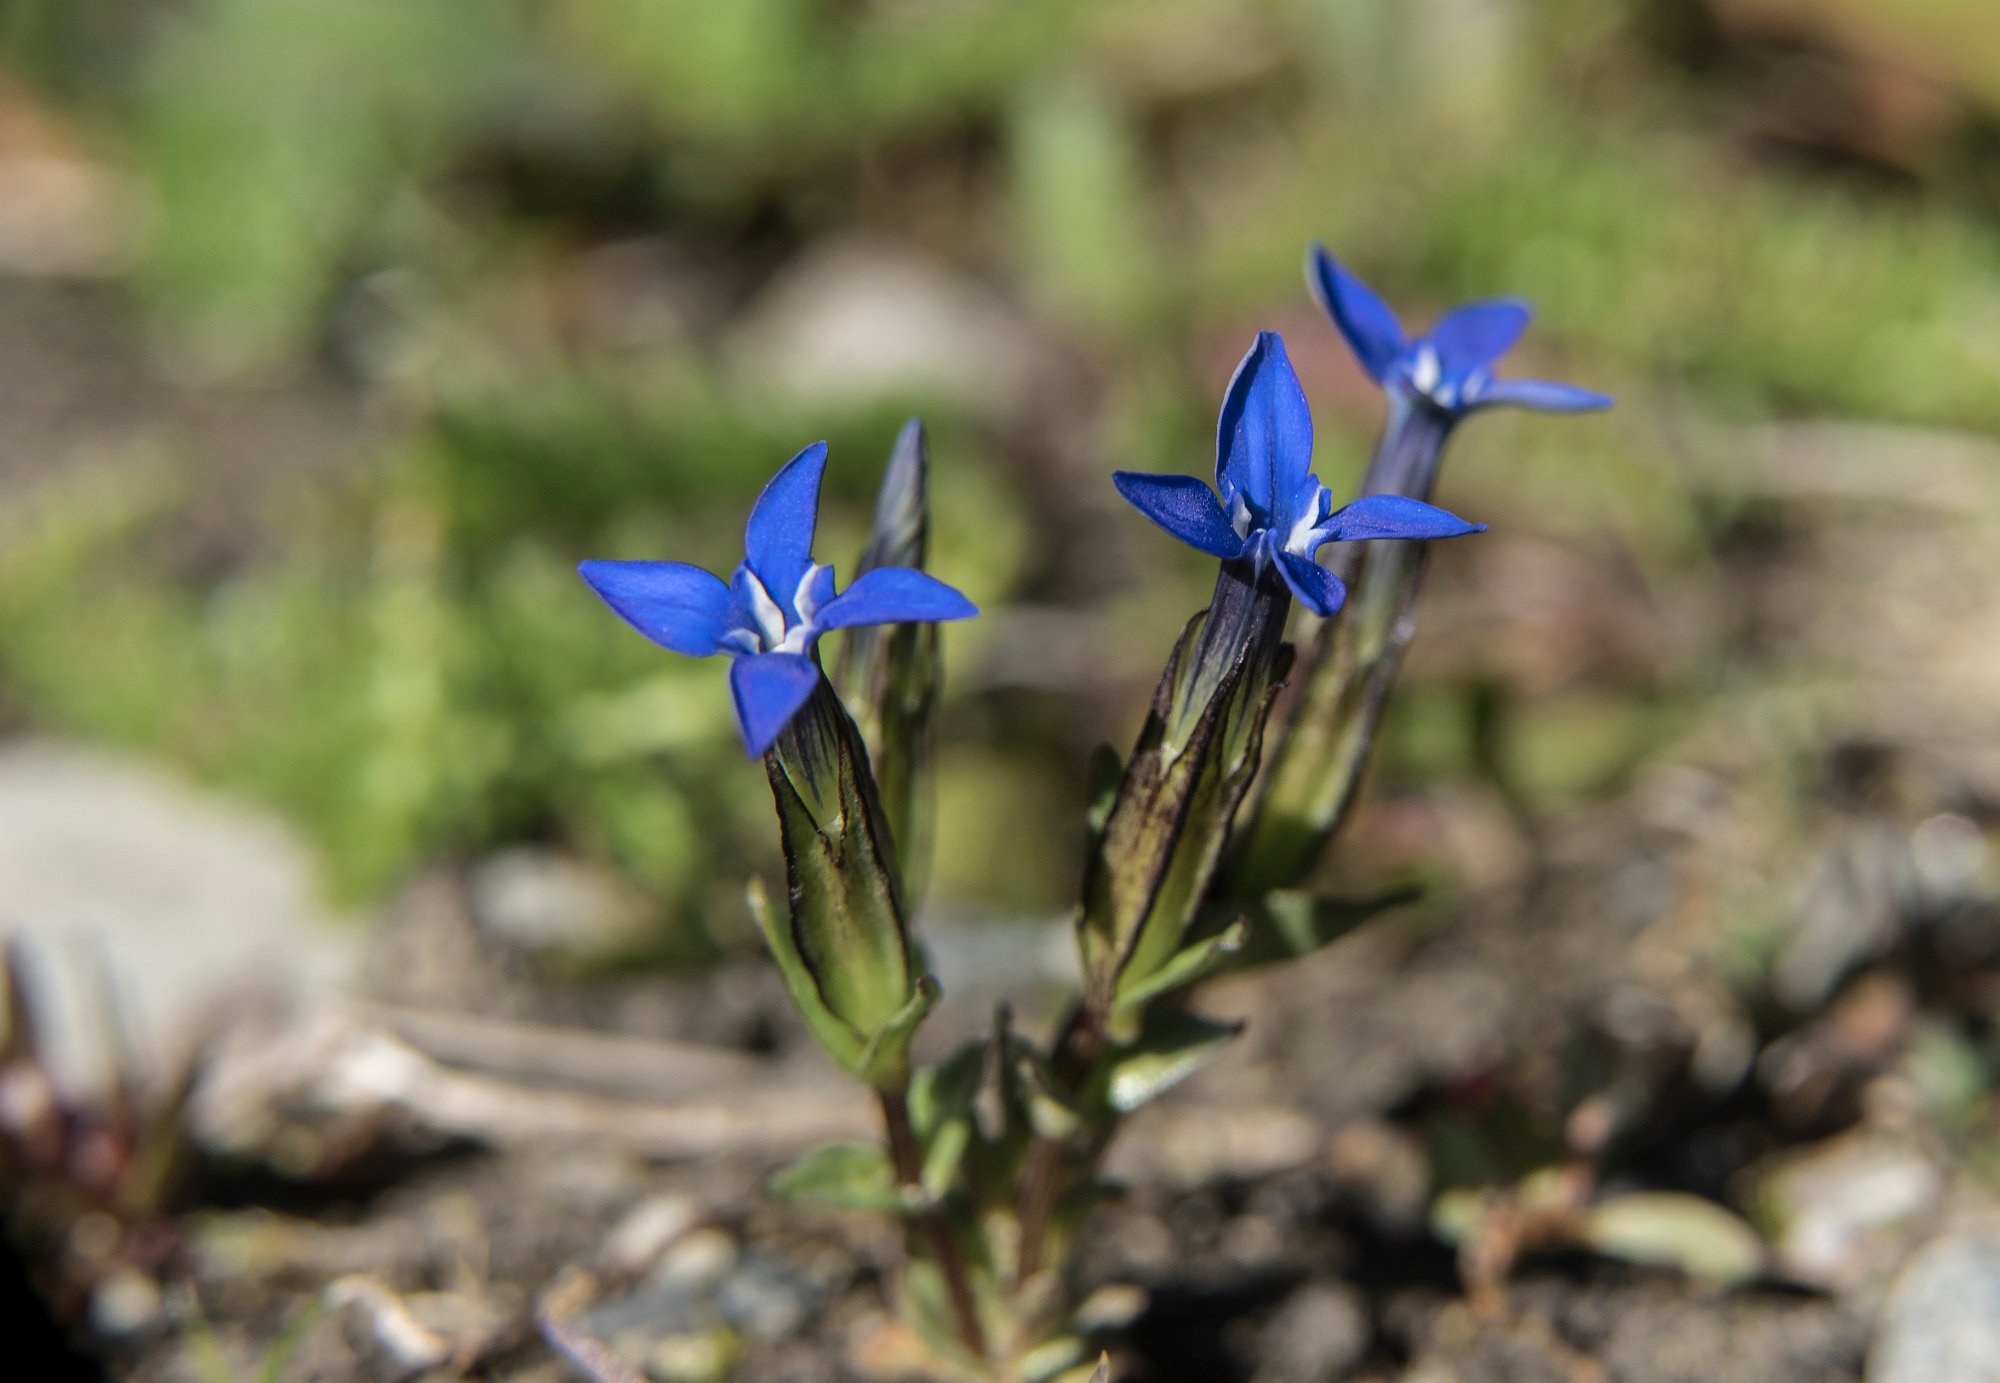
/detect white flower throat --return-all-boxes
[737,564,827,655]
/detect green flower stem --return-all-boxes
[1227,535,1426,892]
[1010,1002,1107,1288]
[1020,560,1290,1292]
[877,1084,989,1363]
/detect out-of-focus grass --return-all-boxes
[5,0,2000,930]
[0,369,1023,934]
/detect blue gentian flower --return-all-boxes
[1308,246,1613,418]
[1112,331,1485,619]
[580,441,977,757]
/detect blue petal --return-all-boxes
[743,441,829,605]
[1308,246,1406,384]
[1428,299,1531,377]
[1216,331,1314,526]
[579,560,737,657]
[814,567,978,632]
[1470,378,1613,414]
[1112,471,1246,559]
[1276,550,1347,618]
[1321,493,1486,543]
[729,652,822,757]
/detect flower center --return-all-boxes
[1283,486,1329,557]
[735,564,825,656]
[1407,343,1441,399]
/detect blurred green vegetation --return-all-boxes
[3,0,2000,938]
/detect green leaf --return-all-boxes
[856,974,942,1091]
[1021,1339,1094,1383]
[766,1142,903,1215]
[910,1040,987,1198]
[1105,1008,1243,1114]
[1016,1051,1086,1140]
[1112,918,1247,1017]
[1580,1192,1766,1285]
[1229,886,1421,969]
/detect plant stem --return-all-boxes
[877,1086,988,1363]
[1012,1003,1108,1285]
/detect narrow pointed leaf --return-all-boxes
[1112,918,1248,1016]
[856,974,941,1089]
[1017,1051,1087,1140]
[766,1142,904,1215]
[1229,887,1421,969]
[1105,1008,1243,1113]
[1581,1193,1766,1285]
[909,1040,988,1198]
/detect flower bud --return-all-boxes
[755,673,936,1088]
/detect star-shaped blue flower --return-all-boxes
[580,441,977,757]
[1309,245,1613,417]
[1112,331,1486,618]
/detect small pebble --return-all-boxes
[604,1194,701,1274]
[657,1228,738,1288]
[1868,1229,2000,1383]
[89,1268,161,1338]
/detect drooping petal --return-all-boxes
[1215,331,1314,526]
[578,560,737,657]
[1112,471,1247,559]
[729,651,822,757]
[1429,299,1531,377]
[1469,378,1614,414]
[814,567,978,632]
[1276,550,1347,618]
[743,441,829,604]
[1308,246,1406,384]
[1320,493,1486,543]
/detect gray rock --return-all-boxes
[0,739,359,1089]
[467,846,652,962]
[1868,1229,2000,1383]
[1253,1280,1369,1382]
[725,237,1045,419]
[1760,1133,1942,1290]
[714,1251,826,1342]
